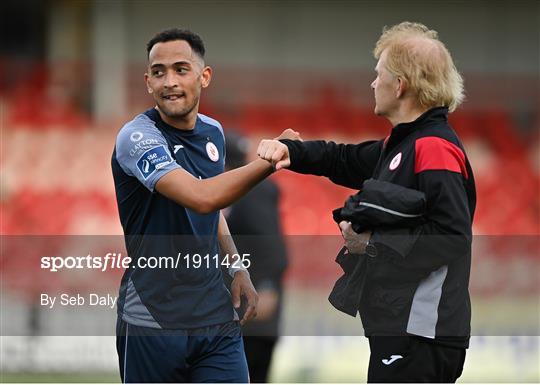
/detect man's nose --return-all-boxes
[370,80,376,89]
[164,71,178,88]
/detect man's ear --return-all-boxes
[144,73,153,94]
[201,66,212,88]
[396,77,407,98]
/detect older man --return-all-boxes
[257,22,475,383]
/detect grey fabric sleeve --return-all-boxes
[115,114,182,191]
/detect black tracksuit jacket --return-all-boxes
[281,107,476,348]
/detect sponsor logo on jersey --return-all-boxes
[129,138,160,157]
[130,131,144,142]
[206,142,219,162]
[389,152,402,171]
[136,145,173,179]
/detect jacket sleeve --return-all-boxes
[370,137,473,271]
[280,139,383,189]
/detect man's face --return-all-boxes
[370,50,399,117]
[145,40,211,121]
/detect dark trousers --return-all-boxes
[368,336,466,383]
[243,336,277,383]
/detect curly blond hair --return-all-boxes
[374,22,464,112]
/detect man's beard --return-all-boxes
[158,96,199,119]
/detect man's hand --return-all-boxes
[231,270,259,325]
[257,129,302,170]
[339,221,372,254]
[257,140,291,170]
[274,128,303,141]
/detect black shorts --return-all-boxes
[368,336,466,383]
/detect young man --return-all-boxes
[257,22,476,383]
[112,29,291,383]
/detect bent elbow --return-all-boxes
[192,193,218,214]
[196,202,215,215]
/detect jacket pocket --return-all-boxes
[367,283,416,316]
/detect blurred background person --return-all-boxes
[224,131,289,383]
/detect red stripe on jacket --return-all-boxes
[415,136,468,179]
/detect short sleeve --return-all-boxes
[115,114,181,191]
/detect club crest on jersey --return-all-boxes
[206,142,219,162]
[389,152,402,170]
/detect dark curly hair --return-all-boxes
[146,28,205,59]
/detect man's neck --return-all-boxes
[388,102,428,127]
[156,107,198,131]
